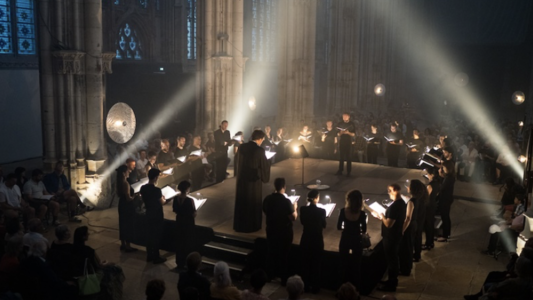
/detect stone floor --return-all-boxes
[42,158,509,300]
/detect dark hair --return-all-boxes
[148,168,161,180]
[443,137,453,147]
[251,130,266,141]
[443,146,454,155]
[221,120,228,125]
[31,169,43,177]
[73,226,88,247]
[409,179,428,204]
[346,190,363,213]
[148,151,157,158]
[186,252,202,272]
[178,180,191,194]
[126,158,135,164]
[307,189,319,201]
[274,178,286,192]
[250,269,268,290]
[336,282,359,300]
[55,161,63,168]
[6,173,16,181]
[116,165,128,189]
[389,183,401,192]
[145,279,166,300]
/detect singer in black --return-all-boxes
[234,130,271,233]
[406,129,424,168]
[214,120,232,183]
[335,113,356,176]
[321,120,338,160]
[366,124,381,164]
[140,169,166,264]
[385,124,404,167]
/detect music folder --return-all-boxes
[162,168,173,175]
[406,143,417,149]
[308,202,336,217]
[265,151,276,160]
[283,194,300,204]
[161,186,179,200]
[131,177,149,194]
[363,136,375,142]
[336,127,347,131]
[189,149,202,157]
[366,202,387,216]
[176,156,186,163]
[189,195,207,210]
[384,136,395,142]
[232,135,242,142]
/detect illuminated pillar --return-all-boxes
[277,0,317,131]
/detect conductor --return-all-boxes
[234,130,271,233]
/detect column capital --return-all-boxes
[101,52,117,74]
[52,50,86,75]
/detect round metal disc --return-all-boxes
[106,102,136,144]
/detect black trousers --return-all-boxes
[424,204,435,246]
[386,145,400,167]
[301,240,323,291]
[413,218,425,260]
[399,225,415,275]
[322,144,336,160]
[338,143,352,174]
[367,144,379,164]
[382,237,401,287]
[339,240,363,290]
[214,153,228,183]
[266,230,293,284]
[146,217,163,260]
[439,200,452,238]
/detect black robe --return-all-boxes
[233,141,271,232]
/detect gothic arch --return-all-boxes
[113,12,155,61]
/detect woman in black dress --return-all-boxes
[423,168,441,250]
[173,180,197,269]
[337,190,367,289]
[116,165,137,252]
[300,189,326,294]
[437,160,456,242]
[406,180,429,265]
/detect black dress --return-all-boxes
[381,198,406,288]
[337,208,367,289]
[424,180,441,246]
[173,196,196,267]
[233,141,270,233]
[438,175,456,238]
[118,183,136,242]
[399,197,421,275]
[141,183,164,260]
[300,204,326,292]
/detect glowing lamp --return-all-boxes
[518,155,527,163]
[248,97,257,111]
[454,73,469,87]
[374,84,386,96]
[293,146,300,153]
[519,121,524,127]
[512,91,525,105]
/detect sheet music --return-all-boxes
[384,136,394,142]
[363,136,375,141]
[131,177,149,194]
[272,140,280,145]
[161,186,179,200]
[419,160,435,167]
[162,168,173,175]
[288,195,300,204]
[176,156,186,163]
[316,203,336,218]
[189,149,202,157]
[406,143,417,148]
[368,202,387,215]
[201,158,208,164]
[337,127,347,131]
[189,196,207,210]
[265,151,276,159]
[232,135,242,141]
[283,139,293,143]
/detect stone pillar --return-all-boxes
[277,0,317,132]
[196,0,245,133]
[84,0,106,171]
[38,0,57,170]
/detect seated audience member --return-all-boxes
[23,169,60,225]
[136,149,149,178]
[175,136,189,159]
[157,139,177,171]
[178,252,211,300]
[284,275,307,300]
[145,151,159,175]
[336,282,359,300]
[483,194,525,256]
[481,256,533,300]
[20,240,78,300]
[22,218,49,251]
[210,261,241,300]
[241,269,269,300]
[0,173,35,223]
[46,225,73,281]
[146,279,166,300]
[43,162,93,223]
[14,167,28,191]
[71,226,125,298]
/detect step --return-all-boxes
[213,233,255,249]
[201,256,246,272]
[204,241,253,256]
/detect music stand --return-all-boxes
[293,145,309,187]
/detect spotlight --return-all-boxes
[519,121,524,127]
[518,155,527,163]
[454,72,469,87]
[512,91,525,105]
[293,146,300,153]
[444,101,447,106]
[374,84,386,96]
[248,96,257,111]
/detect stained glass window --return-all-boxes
[186,0,196,60]
[114,0,119,5]
[0,0,36,55]
[251,0,276,62]
[115,23,143,60]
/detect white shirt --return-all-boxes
[461,148,479,164]
[0,183,22,208]
[23,232,49,249]
[23,180,47,199]
[136,158,148,171]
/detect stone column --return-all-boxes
[196,0,246,133]
[277,0,317,131]
[84,0,106,172]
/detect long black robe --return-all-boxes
[233,141,271,233]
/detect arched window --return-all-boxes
[115,23,143,60]
[0,0,36,55]
[139,0,147,9]
[251,0,276,62]
[186,0,196,60]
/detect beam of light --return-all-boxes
[79,78,197,206]
[368,1,524,180]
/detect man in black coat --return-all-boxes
[214,120,232,183]
[234,130,271,233]
[140,169,166,264]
